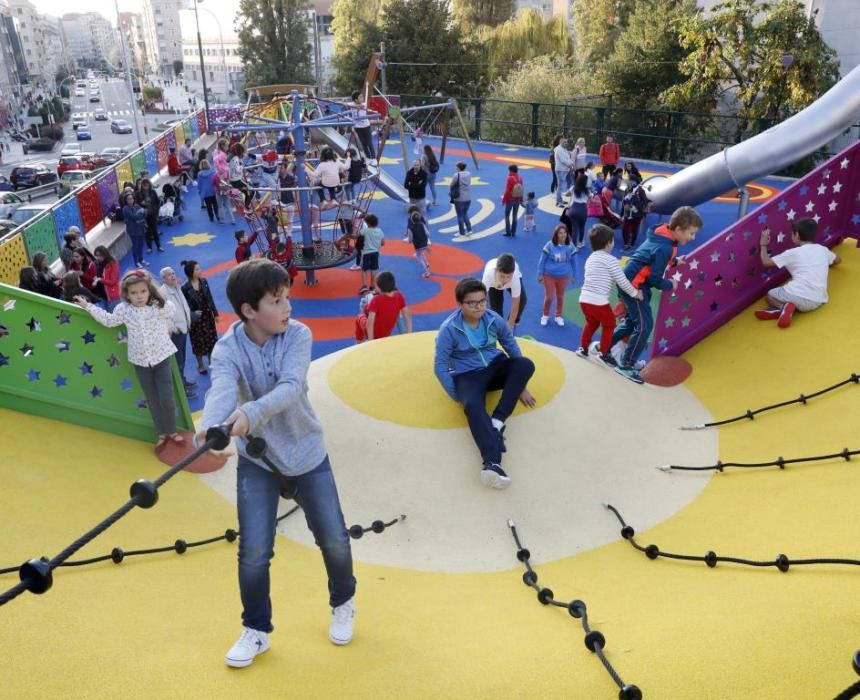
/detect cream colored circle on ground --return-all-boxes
[197,333,716,573]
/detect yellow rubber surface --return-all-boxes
[0,241,857,699]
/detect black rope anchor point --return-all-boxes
[603,503,860,573]
[656,447,858,473]
[507,519,643,700]
[833,650,860,700]
[1,422,235,608]
[681,372,860,430]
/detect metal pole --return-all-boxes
[194,0,210,132]
[737,187,750,220]
[379,42,387,95]
[114,0,144,147]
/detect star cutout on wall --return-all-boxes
[698,272,706,282]
[665,317,675,328]
[170,232,216,248]
[777,232,785,243]
[26,317,41,332]
[816,183,826,195]
[53,374,68,388]
[120,378,134,391]
[710,302,718,312]
[840,157,850,169]
[116,331,128,344]
[136,399,148,410]
[671,271,682,282]
[82,330,96,344]
[79,362,93,375]
[689,259,699,271]
[799,185,809,195]
[0,323,7,338]
[786,209,796,221]
[812,214,821,224]
[710,251,720,263]
[683,278,692,290]
[26,368,40,382]
[714,275,723,287]
[828,200,838,212]
[0,352,9,367]
[107,353,121,367]
[56,340,70,352]
[805,200,815,212]
[757,213,768,224]
[20,343,34,357]
[749,246,758,257]
[822,168,831,179]
[57,311,72,325]
[852,214,860,225]
[833,182,842,194]
[728,252,736,262]
[658,338,669,350]
[681,316,691,328]
[777,200,787,211]
[90,386,103,399]
[2,299,15,312]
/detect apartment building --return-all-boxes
[142,0,183,78]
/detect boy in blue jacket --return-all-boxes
[434,277,536,489]
[611,206,702,383]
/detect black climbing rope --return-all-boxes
[349,516,406,539]
[604,503,860,572]
[657,447,858,472]
[832,651,860,700]
[508,520,643,700]
[681,373,859,429]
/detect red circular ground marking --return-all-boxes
[714,183,777,203]
[640,356,693,387]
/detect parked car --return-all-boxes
[89,93,100,103]
[74,88,85,97]
[58,170,97,197]
[110,119,133,134]
[0,176,13,191]
[21,138,56,155]
[60,142,83,156]
[10,165,58,190]
[0,219,18,236]
[76,126,92,140]
[0,191,25,219]
[97,147,128,165]
[57,155,95,176]
[9,203,52,226]
[93,107,107,121]
[71,113,88,130]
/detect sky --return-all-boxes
[31,0,142,23]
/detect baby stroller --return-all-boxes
[158,183,185,225]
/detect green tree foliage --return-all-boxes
[235,0,314,89]
[330,0,384,94]
[572,0,634,67]
[451,0,515,32]
[663,0,840,139]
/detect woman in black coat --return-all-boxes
[180,259,219,375]
[136,178,163,253]
[404,159,428,210]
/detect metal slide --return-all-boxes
[311,126,410,203]
[645,64,860,214]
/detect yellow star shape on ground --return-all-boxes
[170,232,216,248]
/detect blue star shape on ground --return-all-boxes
[120,378,134,391]
[79,362,94,375]
[852,214,860,225]
[53,374,68,388]
[20,343,34,357]
[26,317,41,332]
[82,330,96,344]
[56,311,72,325]
[757,213,767,224]
[777,200,787,211]
[56,340,70,352]
[799,185,809,195]
[90,386,103,399]
[0,353,8,367]
[26,368,40,382]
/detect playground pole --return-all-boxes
[290,90,316,286]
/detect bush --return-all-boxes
[143,86,162,101]
[40,125,65,141]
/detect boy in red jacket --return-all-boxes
[234,229,259,263]
[598,135,620,178]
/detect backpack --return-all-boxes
[511,179,523,199]
[622,184,650,220]
[429,159,439,173]
[449,173,460,202]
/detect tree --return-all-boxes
[572,0,634,68]
[235,0,314,89]
[451,0,515,32]
[330,0,384,94]
[172,60,184,77]
[663,0,840,141]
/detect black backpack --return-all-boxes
[622,184,650,220]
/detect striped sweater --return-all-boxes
[579,250,640,305]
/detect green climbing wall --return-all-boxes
[0,283,194,443]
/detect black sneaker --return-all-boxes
[574,347,588,359]
[598,353,618,368]
[480,463,511,489]
[614,365,645,384]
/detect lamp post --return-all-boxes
[192,0,210,131]
[196,5,228,101]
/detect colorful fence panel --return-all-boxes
[78,183,103,233]
[22,216,58,264]
[654,141,860,357]
[155,137,169,170]
[190,115,200,140]
[196,110,206,136]
[174,123,185,147]
[51,198,83,250]
[116,160,133,189]
[97,170,120,215]
[130,151,147,180]
[0,284,194,442]
[0,236,28,285]
[145,143,160,175]
[166,129,177,153]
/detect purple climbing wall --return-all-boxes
[653,140,860,357]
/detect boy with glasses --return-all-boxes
[434,278,536,489]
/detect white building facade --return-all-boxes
[142,0,184,78]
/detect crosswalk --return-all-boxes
[77,109,135,119]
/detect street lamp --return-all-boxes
[196,5,228,101]
[192,0,210,132]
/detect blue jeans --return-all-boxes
[454,355,535,465]
[131,235,145,266]
[570,202,587,246]
[504,201,520,236]
[611,287,653,367]
[454,200,471,236]
[426,170,437,204]
[554,170,568,205]
[237,454,356,632]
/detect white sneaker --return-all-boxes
[554,316,565,327]
[225,627,270,668]
[540,315,549,326]
[610,342,625,366]
[588,341,601,356]
[329,597,355,645]
[633,359,647,371]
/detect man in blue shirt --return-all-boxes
[434,277,536,489]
